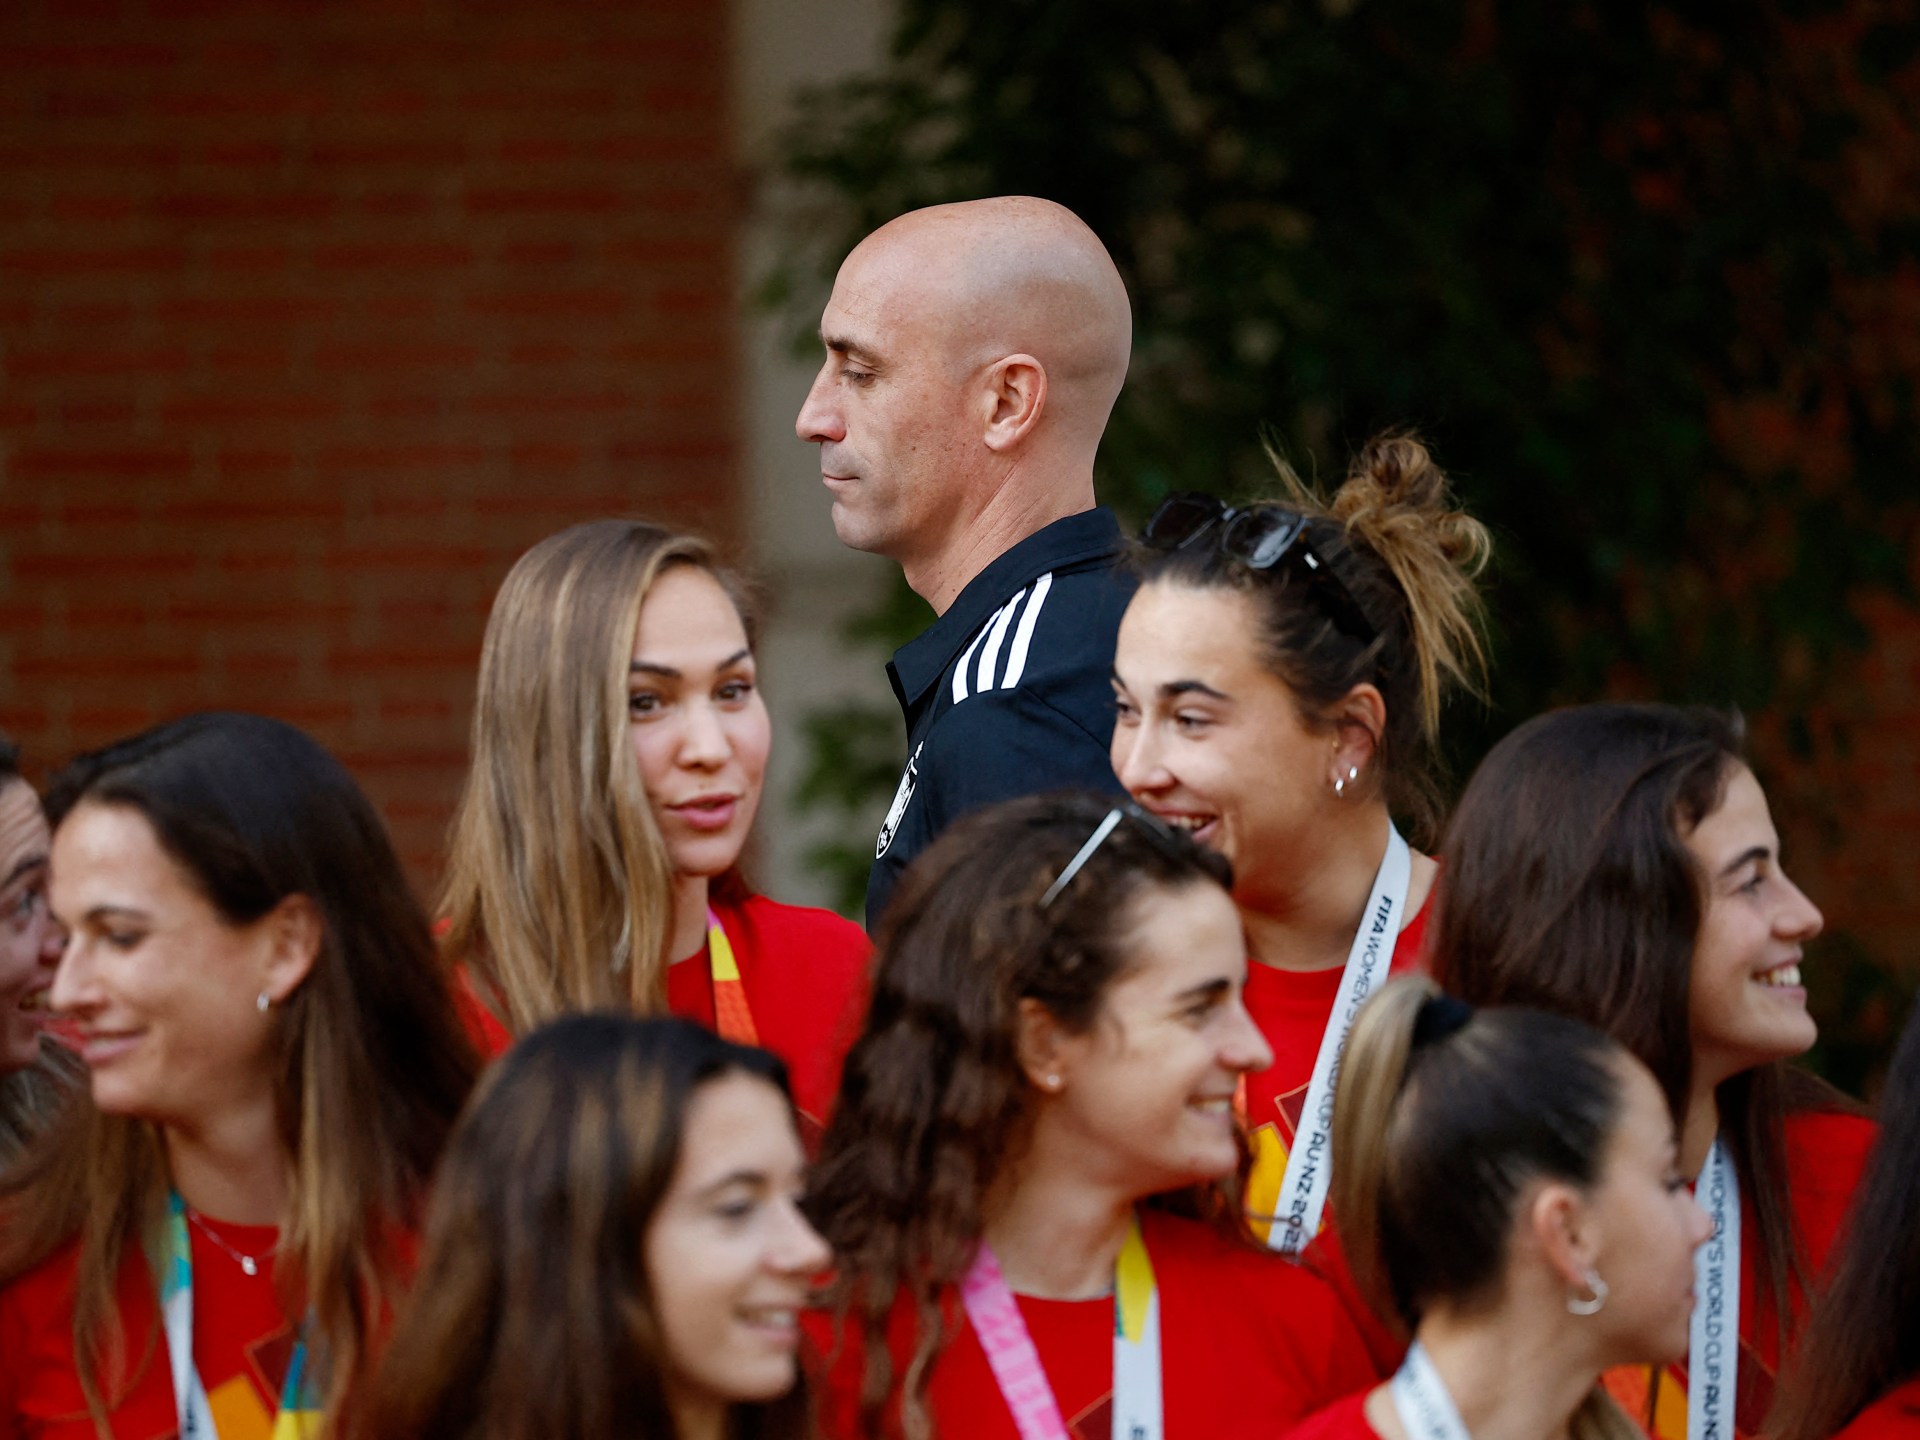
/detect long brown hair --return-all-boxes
[1134,431,1491,844]
[440,519,756,1032]
[1333,977,1644,1440]
[807,792,1239,1440]
[1432,703,1851,1369]
[0,713,480,1436]
[1770,996,1920,1440]
[364,1013,811,1440]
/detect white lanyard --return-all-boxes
[1390,1342,1473,1440]
[960,1215,1163,1440]
[1687,1137,1741,1440]
[1266,821,1412,1255]
[163,1195,222,1439]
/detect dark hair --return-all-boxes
[1433,702,1847,1372]
[1133,432,1490,842]
[0,732,19,783]
[1333,978,1645,1440]
[4,711,480,1434]
[807,791,1235,1440]
[1770,997,1920,1440]
[365,1014,810,1440]
[1334,978,1627,1328]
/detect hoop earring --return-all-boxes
[1566,1269,1609,1316]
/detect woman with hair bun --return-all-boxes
[365,1014,829,1440]
[1434,703,1873,1440]
[1767,991,1920,1440]
[1109,433,1489,1321]
[1285,976,1712,1440]
[440,519,869,1128]
[0,712,479,1437]
[807,791,1373,1440]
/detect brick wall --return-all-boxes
[0,0,738,886]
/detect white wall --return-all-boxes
[732,0,898,911]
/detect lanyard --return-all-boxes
[960,1214,1163,1440]
[162,1193,320,1439]
[706,907,758,1045]
[1390,1342,1473,1440]
[1265,821,1412,1255]
[1686,1138,1740,1440]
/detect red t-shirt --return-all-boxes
[1603,1107,1879,1440]
[456,893,870,1130]
[1241,901,1430,1245]
[1239,901,1430,1378]
[1833,1376,1920,1440]
[808,1210,1376,1440]
[1284,1392,1383,1440]
[0,1221,301,1439]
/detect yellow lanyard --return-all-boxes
[706,907,758,1045]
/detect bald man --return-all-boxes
[797,197,1137,925]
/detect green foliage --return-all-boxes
[776,1,1920,995]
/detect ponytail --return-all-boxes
[1330,977,1626,1332]
[1137,430,1490,843]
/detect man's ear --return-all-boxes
[1015,995,1076,1094]
[982,355,1048,452]
[259,894,323,1005]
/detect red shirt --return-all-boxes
[457,893,870,1130]
[1284,1392,1382,1440]
[1833,1376,1920,1440]
[0,1221,300,1439]
[1241,901,1430,1245]
[1240,901,1431,1377]
[1603,1107,1878,1440]
[809,1210,1376,1440]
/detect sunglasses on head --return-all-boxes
[1038,798,1193,910]
[1141,493,1380,644]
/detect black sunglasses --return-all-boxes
[1141,493,1379,644]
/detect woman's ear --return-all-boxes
[1328,683,1387,791]
[1525,1180,1599,1292]
[1015,996,1076,1094]
[260,894,323,1005]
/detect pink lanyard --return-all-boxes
[959,1218,1162,1440]
[705,907,758,1045]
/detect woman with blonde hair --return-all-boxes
[441,519,869,1125]
[0,712,479,1437]
[365,1013,829,1440]
[1283,976,1712,1440]
[1109,432,1489,1356]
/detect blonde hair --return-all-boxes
[1332,977,1643,1440]
[440,520,752,1032]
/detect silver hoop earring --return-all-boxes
[1566,1269,1609,1316]
[256,992,271,1014]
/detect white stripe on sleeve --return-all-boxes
[951,607,998,704]
[997,571,1054,691]
[974,585,1027,693]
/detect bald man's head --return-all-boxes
[796,198,1132,596]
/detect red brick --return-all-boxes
[160,394,343,425]
[154,191,335,223]
[462,187,625,217]
[313,241,475,271]
[10,447,194,481]
[8,346,192,379]
[3,245,188,276]
[467,289,630,319]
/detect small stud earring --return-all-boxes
[1333,774,1346,798]
[1044,1074,1061,1091]
[256,992,271,1014]
[1566,1269,1609,1315]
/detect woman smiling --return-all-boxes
[807,792,1372,1440]
[0,713,478,1438]
[1109,434,1488,1300]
